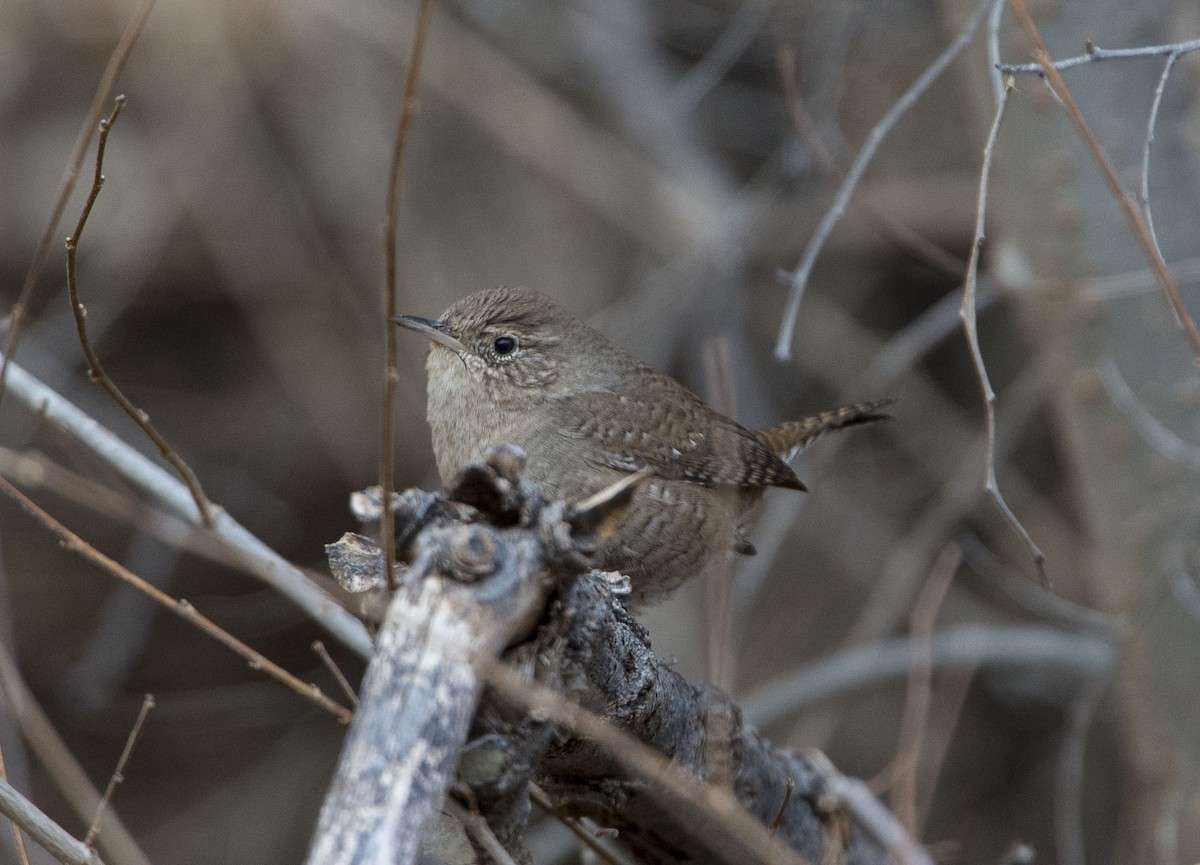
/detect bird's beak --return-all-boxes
[393,315,469,354]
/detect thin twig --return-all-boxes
[0,779,104,865]
[65,96,216,527]
[528,783,636,865]
[479,658,807,865]
[1000,38,1200,74]
[773,0,993,361]
[0,355,373,659]
[0,0,155,418]
[382,0,439,591]
[775,46,965,280]
[441,798,519,865]
[0,642,150,865]
[1008,0,1200,365]
[0,476,353,724]
[0,741,30,865]
[958,71,1047,577]
[84,695,154,848]
[312,641,359,706]
[891,543,961,834]
[1139,51,1181,262]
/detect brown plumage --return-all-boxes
[397,287,889,605]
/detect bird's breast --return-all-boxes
[423,346,538,483]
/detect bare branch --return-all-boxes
[774,0,994,360]
[85,695,155,848]
[0,643,151,865]
[958,70,1047,576]
[65,96,216,527]
[0,778,104,865]
[0,355,373,658]
[0,0,155,417]
[1000,38,1200,74]
[1138,51,1182,262]
[1099,360,1200,472]
[381,0,438,591]
[0,476,353,724]
[743,624,1114,730]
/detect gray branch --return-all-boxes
[306,446,896,865]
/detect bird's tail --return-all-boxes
[755,399,892,463]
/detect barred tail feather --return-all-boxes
[755,399,893,463]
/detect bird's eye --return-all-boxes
[492,335,517,356]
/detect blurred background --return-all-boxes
[1,0,1199,862]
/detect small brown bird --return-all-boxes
[397,287,888,605]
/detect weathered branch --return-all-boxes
[308,445,898,865]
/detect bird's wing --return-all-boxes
[552,378,804,491]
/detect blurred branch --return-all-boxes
[891,543,961,834]
[0,476,353,724]
[64,96,216,528]
[0,779,104,865]
[0,0,155,418]
[743,623,1114,730]
[1007,0,1200,365]
[381,0,438,593]
[774,0,995,361]
[1099,360,1200,472]
[999,38,1200,74]
[0,356,372,658]
[1055,675,1108,865]
[775,45,965,280]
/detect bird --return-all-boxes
[396,286,889,605]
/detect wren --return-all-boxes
[396,287,888,606]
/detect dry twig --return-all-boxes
[0,476,353,724]
[84,695,155,848]
[313,641,360,707]
[0,356,373,658]
[65,96,216,527]
[381,0,439,591]
[958,69,1047,576]
[773,0,994,360]
[0,642,149,865]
